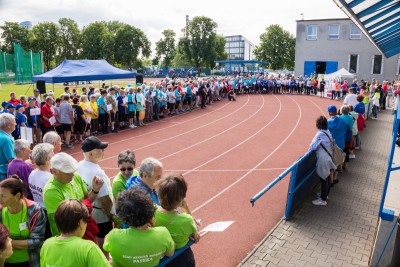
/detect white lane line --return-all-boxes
[101,167,288,172]
[97,94,253,163]
[69,99,235,156]
[191,95,302,214]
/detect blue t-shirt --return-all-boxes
[117,96,126,114]
[328,116,347,150]
[97,97,107,115]
[174,89,181,101]
[127,94,136,112]
[125,176,160,205]
[0,130,15,179]
[12,112,27,139]
[185,86,192,99]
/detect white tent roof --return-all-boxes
[324,68,356,81]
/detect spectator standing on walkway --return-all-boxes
[97,90,109,134]
[343,88,358,107]
[77,136,114,259]
[40,97,55,134]
[309,116,336,206]
[43,131,62,153]
[89,95,99,135]
[112,150,139,201]
[319,79,326,98]
[0,113,16,181]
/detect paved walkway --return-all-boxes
[239,109,393,267]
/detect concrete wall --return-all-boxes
[295,18,399,81]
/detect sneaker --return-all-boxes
[65,144,74,149]
[355,146,360,150]
[316,192,328,199]
[312,198,327,206]
[129,125,136,128]
[349,154,356,159]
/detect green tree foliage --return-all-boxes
[254,24,295,70]
[57,18,81,62]
[114,24,151,69]
[178,16,223,68]
[155,29,176,67]
[80,21,109,60]
[29,22,59,71]
[0,22,30,53]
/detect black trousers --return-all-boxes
[320,177,330,201]
[99,113,109,133]
[165,247,195,267]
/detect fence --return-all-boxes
[0,43,42,84]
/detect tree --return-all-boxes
[80,22,109,60]
[57,18,81,63]
[178,16,221,68]
[155,29,176,67]
[254,24,295,70]
[29,22,59,70]
[0,22,30,53]
[114,24,151,69]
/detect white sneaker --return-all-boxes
[312,198,327,206]
[355,147,360,150]
[316,193,329,199]
[129,125,136,128]
[349,154,356,159]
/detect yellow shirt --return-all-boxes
[89,101,99,119]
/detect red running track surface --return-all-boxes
[66,94,334,266]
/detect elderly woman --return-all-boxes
[7,139,33,200]
[104,189,174,267]
[89,95,99,135]
[42,131,62,153]
[0,224,13,267]
[43,152,103,239]
[0,176,46,267]
[0,113,16,181]
[112,149,139,200]
[309,116,337,206]
[40,199,109,266]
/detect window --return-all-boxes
[328,24,340,40]
[372,55,383,74]
[350,24,362,39]
[349,54,358,73]
[307,25,317,40]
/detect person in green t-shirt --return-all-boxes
[104,189,174,267]
[112,149,139,201]
[155,173,200,267]
[40,199,110,267]
[43,152,104,237]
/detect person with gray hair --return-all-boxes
[125,157,163,205]
[43,131,62,153]
[28,143,54,209]
[7,139,33,199]
[0,113,16,181]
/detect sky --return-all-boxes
[0,0,347,50]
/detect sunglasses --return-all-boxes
[120,167,134,172]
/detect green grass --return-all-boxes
[0,78,137,102]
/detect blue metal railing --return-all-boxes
[157,240,194,267]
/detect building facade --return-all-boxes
[19,21,32,29]
[294,18,400,82]
[224,35,254,61]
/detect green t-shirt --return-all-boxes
[3,201,29,263]
[43,174,88,236]
[40,236,110,267]
[112,171,139,200]
[155,210,197,249]
[104,227,174,267]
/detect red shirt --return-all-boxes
[383,83,388,93]
[9,99,20,105]
[41,103,54,128]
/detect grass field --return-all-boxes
[0,78,138,102]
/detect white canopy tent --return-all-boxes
[323,68,356,82]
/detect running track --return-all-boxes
[66,94,333,266]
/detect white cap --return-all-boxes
[50,152,78,173]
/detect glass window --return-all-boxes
[307,25,317,40]
[373,55,383,74]
[350,24,362,39]
[349,54,358,73]
[328,24,340,40]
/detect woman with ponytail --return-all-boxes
[0,175,46,267]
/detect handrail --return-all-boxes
[157,240,195,267]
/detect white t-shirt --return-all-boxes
[28,169,52,209]
[343,94,358,107]
[77,160,115,224]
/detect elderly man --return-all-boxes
[0,113,16,180]
[77,136,114,258]
[43,152,104,237]
[41,96,55,134]
[126,157,163,205]
[43,131,62,153]
[343,88,358,108]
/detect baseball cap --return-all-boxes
[1,101,8,107]
[327,105,337,113]
[50,152,78,173]
[6,103,15,109]
[15,104,24,110]
[81,136,108,152]
[28,97,36,102]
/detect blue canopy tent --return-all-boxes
[32,59,135,83]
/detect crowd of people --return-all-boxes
[0,74,398,266]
